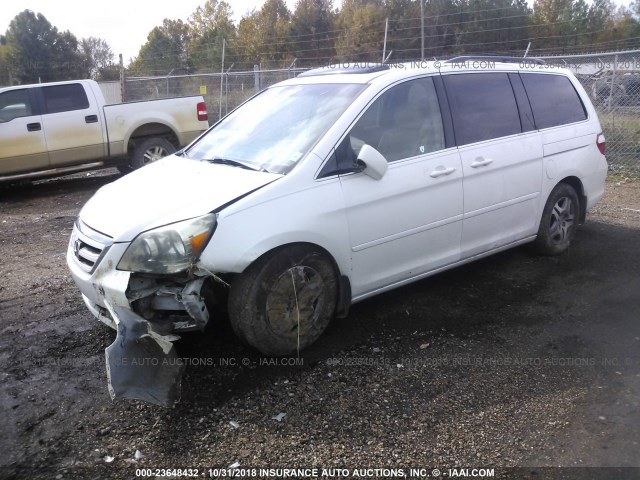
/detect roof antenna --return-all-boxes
[523,42,531,58]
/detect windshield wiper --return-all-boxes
[205,157,267,172]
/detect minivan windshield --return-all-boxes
[185,83,366,174]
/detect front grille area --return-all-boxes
[70,220,113,273]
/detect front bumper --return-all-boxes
[66,220,211,407]
[66,221,131,319]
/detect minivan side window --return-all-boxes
[328,77,445,174]
[0,89,33,123]
[520,73,587,129]
[444,73,521,146]
[42,83,90,114]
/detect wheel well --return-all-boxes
[245,242,352,318]
[127,123,179,155]
[558,176,586,224]
[249,242,339,274]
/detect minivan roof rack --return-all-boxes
[445,56,546,65]
[298,63,390,77]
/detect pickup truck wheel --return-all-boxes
[131,138,176,169]
[535,183,580,256]
[228,245,338,356]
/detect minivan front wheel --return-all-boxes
[535,183,580,255]
[228,245,338,356]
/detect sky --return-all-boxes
[0,0,632,67]
[0,0,303,65]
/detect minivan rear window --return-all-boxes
[443,73,521,146]
[520,73,587,129]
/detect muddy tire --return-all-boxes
[535,183,580,256]
[131,137,176,170]
[228,245,338,356]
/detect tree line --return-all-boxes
[2,0,640,85]
[128,0,640,75]
[0,10,118,85]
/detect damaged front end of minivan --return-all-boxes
[68,213,222,408]
[105,272,222,407]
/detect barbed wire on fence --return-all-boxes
[115,50,640,176]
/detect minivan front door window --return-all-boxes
[324,77,445,177]
[348,77,445,163]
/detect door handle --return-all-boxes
[470,157,494,168]
[85,115,98,123]
[27,122,41,132]
[429,166,456,178]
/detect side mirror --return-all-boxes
[357,144,388,180]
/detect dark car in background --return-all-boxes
[592,70,640,106]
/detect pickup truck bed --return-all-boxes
[0,79,209,182]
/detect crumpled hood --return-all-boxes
[79,156,282,242]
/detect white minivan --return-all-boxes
[67,59,607,405]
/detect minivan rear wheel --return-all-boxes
[535,183,580,255]
[228,245,338,356]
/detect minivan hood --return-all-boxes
[79,156,282,242]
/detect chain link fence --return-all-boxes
[124,66,306,119]
[123,50,640,176]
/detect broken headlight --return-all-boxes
[117,213,217,274]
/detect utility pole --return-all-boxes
[119,54,125,102]
[254,64,260,94]
[420,0,425,61]
[219,38,226,120]
[225,63,234,115]
[166,69,174,97]
[382,17,388,64]
[288,58,297,79]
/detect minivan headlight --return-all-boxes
[117,213,217,274]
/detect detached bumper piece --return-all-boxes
[105,304,185,408]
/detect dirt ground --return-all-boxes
[0,170,639,480]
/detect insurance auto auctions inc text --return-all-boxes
[202,467,495,478]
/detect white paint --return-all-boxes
[68,60,607,338]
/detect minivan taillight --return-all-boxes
[197,102,208,122]
[596,133,606,155]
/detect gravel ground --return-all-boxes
[0,171,639,480]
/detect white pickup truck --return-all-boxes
[0,79,209,182]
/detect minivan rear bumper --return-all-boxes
[584,155,608,211]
